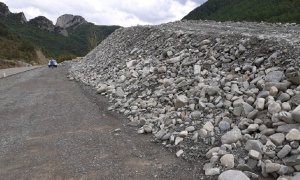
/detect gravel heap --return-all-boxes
[69,20,300,179]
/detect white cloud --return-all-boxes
[2,0,206,27]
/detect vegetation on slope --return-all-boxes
[0,17,120,59]
[0,2,120,67]
[183,0,300,23]
[0,22,39,68]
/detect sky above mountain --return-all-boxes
[2,0,206,27]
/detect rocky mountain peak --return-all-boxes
[56,14,87,29]
[28,16,55,32]
[9,12,27,24]
[0,2,11,16]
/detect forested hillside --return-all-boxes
[0,22,41,68]
[183,0,300,23]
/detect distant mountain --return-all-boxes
[183,0,300,24]
[56,14,87,29]
[0,2,10,16]
[0,2,120,66]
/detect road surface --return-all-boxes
[0,66,206,179]
[0,66,43,78]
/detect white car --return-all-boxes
[48,59,58,68]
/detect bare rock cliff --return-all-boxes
[56,14,87,29]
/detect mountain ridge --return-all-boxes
[0,2,120,66]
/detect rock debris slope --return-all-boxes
[69,20,300,179]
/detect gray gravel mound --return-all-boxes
[69,20,300,179]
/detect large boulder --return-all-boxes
[218,170,250,180]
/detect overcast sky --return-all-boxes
[2,0,206,27]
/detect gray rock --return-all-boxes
[218,170,250,180]
[269,86,279,96]
[126,60,137,68]
[231,84,242,95]
[97,84,108,93]
[246,158,258,169]
[206,147,220,158]
[239,119,251,131]
[249,150,262,160]
[176,149,184,157]
[207,86,219,96]
[265,71,284,82]
[247,109,258,120]
[191,132,199,141]
[290,141,300,149]
[245,140,263,153]
[143,125,152,133]
[264,82,290,92]
[283,154,300,166]
[263,140,276,157]
[158,66,167,73]
[167,55,182,64]
[175,95,188,108]
[239,44,246,52]
[278,111,294,123]
[115,87,125,97]
[286,129,300,141]
[261,128,275,136]
[286,70,300,85]
[190,111,202,120]
[269,133,285,145]
[155,129,166,139]
[167,50,173,57]
[254,57,265,66]
[277,93,291,102]
[200,39,211,45]
[194,65,201,75]
[199,128,208,138]
[291,94,300,106]
[247,124,259,132]
[186,126,195,132]
[277,124,300,133]
[257,91,269,99]
[161,133,171,140]
[292,105,300,122]
[265,162,281,173]
[243,171,259,179]
[242,103,254,116]
[292,173,300,180]
[277,145,292,159]
[256,98,265,110]
[282,102,292,111]
[203,121,214,132]
[221,127,242,144]
[237,164,252,172]
[175,137,183,145]
[277,165,292,175]
[268,102,281,115]
[220,154,235,169]
[219,120,231,131]
[205,168,220,176]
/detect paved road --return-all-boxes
[0,66,43,78]
[0,66,205,179]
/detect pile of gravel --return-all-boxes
[69,20,300,179]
